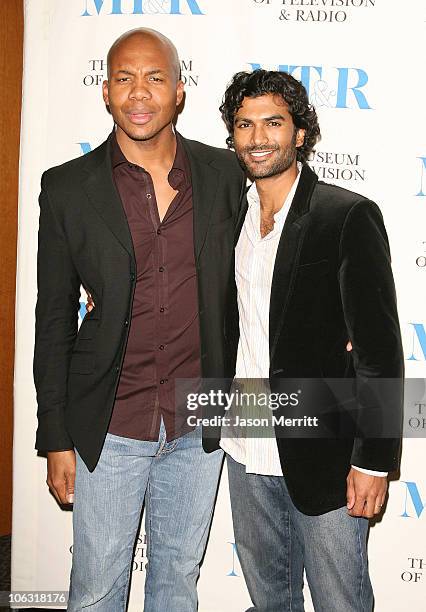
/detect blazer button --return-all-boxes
[130,273,135,281]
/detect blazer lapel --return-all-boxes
[269,165,318,359]
[81,138,135,257]
[234,188,249,245]
[181,137,220,261]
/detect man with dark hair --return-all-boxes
[34,28,245,611]
[217,70,403,611]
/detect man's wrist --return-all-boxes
[351,465,388,477]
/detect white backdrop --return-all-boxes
[12,0,426,610]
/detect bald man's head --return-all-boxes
[102,27,184,144]
[107,28,181,82]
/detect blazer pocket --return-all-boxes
[296,259,329,279]
[69,351,95,374]
[77,317,100,340]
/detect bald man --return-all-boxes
[34,28,245,611]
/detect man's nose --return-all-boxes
[251,125,268,147]
[129,80,152,101]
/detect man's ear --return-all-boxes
[176,80,185,107]
[296,128,305,148]
[102,80,109,106]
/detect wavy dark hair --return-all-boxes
[220,70,320,164]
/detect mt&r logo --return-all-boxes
[406,323,426,362]
[400,481,425,519]
[81,0,205,15]
[416,156,426,196]
[249,63,371,110]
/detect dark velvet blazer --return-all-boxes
[33,134,245,471]
[216,164,404,515]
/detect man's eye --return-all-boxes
[117,77,129,82]
[237,123,250,128]
[149,77,163,82]
[268,121,281,127]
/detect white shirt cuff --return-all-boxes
[352,465,388,477]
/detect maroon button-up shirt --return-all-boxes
[107,132,201,441]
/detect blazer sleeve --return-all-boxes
[33,171,81,452]
[338,199,404,472]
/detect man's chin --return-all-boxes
[119,122,162,142]
[247,164,278,180]
[128,129,157,142]
[239,155,278,179]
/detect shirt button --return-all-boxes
[160,379,165,385]
[146,193,152,199]
[124,320,129,327]
[157,229,161,235]
[159,266,164,272]
[159,345,165,350]
[115,365,120,372]
[160,307,165,313]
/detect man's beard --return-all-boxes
[236,131,298,179]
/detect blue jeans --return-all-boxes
[67,423,223,611]
[227,455,373,612]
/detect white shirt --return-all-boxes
[220,165,386,478]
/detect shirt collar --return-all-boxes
[246,161,303,219]
[109,130,127,169]
[109,129,190,190]
[169,133,190,190]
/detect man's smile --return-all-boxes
[249,150,275,160]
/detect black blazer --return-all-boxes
[34,134,245,471]
[219,164,404,515]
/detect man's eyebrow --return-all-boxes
[113,68,167,76]
[234,114,286,123]
[263,114,286,121]
[145,69,167,76]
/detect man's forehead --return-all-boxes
[110,36,172,65]
[237,94,289,113]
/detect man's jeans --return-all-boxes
[67,423,223,612]
[227,455,373,612]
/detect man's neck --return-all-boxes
[255,162,299,216]
[115,124,177,174]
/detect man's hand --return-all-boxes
[86,291,95,313]
[346,467,387,518]
[47,449,76,505]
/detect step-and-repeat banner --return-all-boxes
[12,1,426,610]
